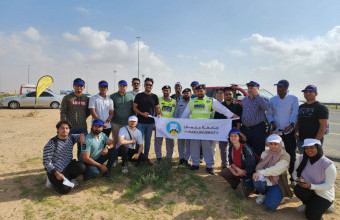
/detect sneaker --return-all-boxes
[156,158,162,163]
[206,167,215,175]
[328,203,335,213]
[199,158,204,163]
[297,204,306,212]
[112,160,118,168]
[103,170,114,179]
[46,178,52,188]
[179,158,186,165]
[222,165,227,169]
[122,166,128,174]
[70,179,79,187]
[189,165,199,170]
[256,194,266,204]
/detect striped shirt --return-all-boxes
[43,134,80,174]
[241,95,270,127]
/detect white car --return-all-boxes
[0,91,63,109]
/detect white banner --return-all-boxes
[154,117,233,141]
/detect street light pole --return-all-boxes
[113,70,117,92]
[136,36,141,79]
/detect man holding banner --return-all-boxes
[181,84,238,175]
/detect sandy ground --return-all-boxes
[0,109,339,219]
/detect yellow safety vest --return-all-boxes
[159,97,176,118]
[190,97,213,118]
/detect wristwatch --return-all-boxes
[106,146,110,150]
[290,122,295,127]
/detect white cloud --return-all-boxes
[199,59,224,72]
[0,26,174,95]
[228,49,247,57]
[245,26,340,102]
[76,7,90,15]
[22,27,42,41]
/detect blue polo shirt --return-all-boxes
[81,132,109,160]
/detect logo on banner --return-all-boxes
[166,121,182,136]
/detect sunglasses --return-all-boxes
[145,84,153,87]
[74,84,84,87]
[133,82,140,85]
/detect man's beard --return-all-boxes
[92,130,101,135]
[183,96,190,101]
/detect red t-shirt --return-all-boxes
[233,144,244,169]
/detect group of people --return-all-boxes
[42,77,335,219]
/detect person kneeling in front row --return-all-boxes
[81,120,116,180]
[43,121,86,194]
[117,116,146,174]
[253,134,292,210]
[293,139,336,220]
[220,129,256,198]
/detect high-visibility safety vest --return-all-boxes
[159,97,176,118]
[190,97,213,118]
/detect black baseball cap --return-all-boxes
[162,85,171,90]
[182,88,191,93]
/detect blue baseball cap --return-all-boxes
[301,85,317,93]
[190,81,199,86]
[98,81,108,87]
[246,81,260,87]
[229,128,241,135]
[73,80,85,86]
[92,119,104,127]
[118,80,128,86]
[274,80,289,88]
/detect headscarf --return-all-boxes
[256,135,290,184]
[296,144,323,177]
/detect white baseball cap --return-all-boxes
[302,139,321,147]
[128,116,138,122]
[267,134,282,143]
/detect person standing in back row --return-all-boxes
[60,78,90,158]
[181,84,238,175]
[266,80,299,181]
[241,81,271,157]
[89,81,114,137]
[154,85,176,163]
[214,87,242,169]
[295,85,328,154]
[133,78,161,164]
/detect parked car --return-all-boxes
[0,90,63,109]
[206,84,274,103]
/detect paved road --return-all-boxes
[323,109,340,161]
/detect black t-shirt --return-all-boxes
[134,92,159,124]
[298,101,328,140]
[214,101,242,128]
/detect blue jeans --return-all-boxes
[84,148,116,180]
[70,128,88,159]
[254,180,283,210]
[137,123,154,159]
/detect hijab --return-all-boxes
[296,144,323,177]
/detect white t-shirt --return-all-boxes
[89,94,114,129]
[117,126,143,149]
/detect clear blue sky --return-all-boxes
[1,0,340,101]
